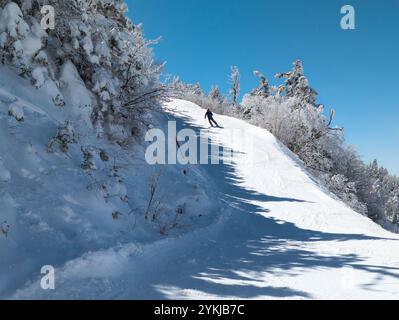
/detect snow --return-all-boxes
[21,34,41,57]
[0,67,218,299]
[59,61,93,124]
[0,3,29,38]
[0,158,11,182]
[0,2,41,59]
[1,72,399,300]
[8,103,24,122]
[31,67,47,88]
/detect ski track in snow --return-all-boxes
[5,98,399,300]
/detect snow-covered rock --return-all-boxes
[8,103,24,122]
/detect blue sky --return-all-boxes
[128,0,399,174]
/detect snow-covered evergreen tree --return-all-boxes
[0,2,41,73]
[0,0,165,138]
[251,70,270,97]
[276,60,317,106]
[386,184,399,224]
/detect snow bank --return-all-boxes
[0,67,221,299]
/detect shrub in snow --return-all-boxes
[47,121,76,153]
[155,203,186,236]
[81,146,96,172]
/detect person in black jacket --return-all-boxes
[205,109,220,127]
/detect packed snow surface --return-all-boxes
[1,72,399,299]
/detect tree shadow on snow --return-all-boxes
[144,110,399,300]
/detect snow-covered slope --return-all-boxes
[1,84,399,299]
[0,68,220,299]
[149,99,399,300]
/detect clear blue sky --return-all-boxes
[128,0,399,174]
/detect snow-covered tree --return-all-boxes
[386,184,399,224]
[47,121,77,153]
[81,146,96,172]
[276,60,317,106]
[54,0,165,134]
[229,66,240,104]
[0,0,165,139]
[251,70,270,97]
[0,2,41,73]
[209,85,223,103]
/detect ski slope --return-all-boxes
[140,99,399,300]
[3,92,399,299]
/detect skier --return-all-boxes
[204,109,220,127]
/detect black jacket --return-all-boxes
[205,111,213,119]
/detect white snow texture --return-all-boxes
[1,63,399,300]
